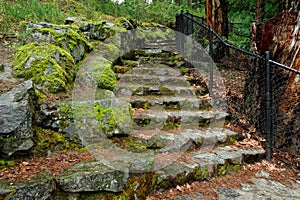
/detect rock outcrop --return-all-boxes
[0,81,35,156]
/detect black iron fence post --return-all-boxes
[209,25,214,96]
[265,51,272,161]
[180,10,185,56]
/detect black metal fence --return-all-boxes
[175,10,300,160]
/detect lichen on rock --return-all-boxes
[13,42,75,93]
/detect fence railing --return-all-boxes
[175,10,300,160]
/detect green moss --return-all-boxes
[97,66,117,90]
[132,101,149,109]
[229,137,238,145]
[122,60,137,68]
[34,89,47,104]
[93,43,120,62]
[114,17,135,29]
[216,163,242,177]
[77,173,156,200]
[141,27,167,41]
[32,126,80,156]
[2,186,16,200]
[13,42,75,93]
[0,160,15,170]
[195,165,209,180]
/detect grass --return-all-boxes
[0,0,195,36]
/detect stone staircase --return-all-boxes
[0,40,265,200]
[53,42,264,198]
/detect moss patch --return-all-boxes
[217,163,242,177]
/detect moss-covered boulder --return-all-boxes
[13,42,75,93]
[77,55,117,90]
[65,17,117,41]
[72,99,133,138]
[24,22,93,63]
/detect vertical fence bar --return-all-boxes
[265,51,272,161]
[209,25,214,96]
[181,10,185,56]
[185,11,189,35]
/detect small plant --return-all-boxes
[0,159,15,170]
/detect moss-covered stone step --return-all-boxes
[117,74,191,87]
[133,110,228,130]
[114,85,208,97]
[129,128,242,151]
[124,66,182,77]
[122,96,212,111]
[134,48,176,57]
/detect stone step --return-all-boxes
[129,128,241,151]
[132,110,228,130]
[124,66,182,77]
[117,74,191,87]
[154,147,265,191]
[114,85,208,97]
[121,96,212,111]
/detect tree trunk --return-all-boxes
[205,0,228,37]
[256,0,264,24]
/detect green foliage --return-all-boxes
[227,0,280,49]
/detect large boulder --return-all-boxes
[0,81,35,156]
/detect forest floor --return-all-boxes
[1,38,299,199]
